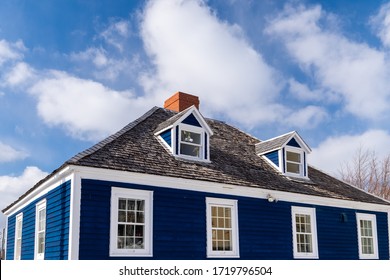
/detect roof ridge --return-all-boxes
[67,106,160,163]
[256,131,296,145]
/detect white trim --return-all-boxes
[291,206,319,259]
[109,187,153,257]
[206,197,239,258]
[14,213,23,260]
[356,213,379,259]
[68,171,81,260]
[284,147,308,179]
[388,212,390,259]
[70,166,390,213]
[34,199,47,260]
[171,106,213,137]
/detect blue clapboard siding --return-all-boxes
[5,214,16,259]
[264,150,279,167]
[159,129,172,147]
[182,113,201,127]
[287,137,301,148]
[5,181,71,260]
[78,179,390,260]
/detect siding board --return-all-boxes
[5,181,71,260]
[77,179,389,260]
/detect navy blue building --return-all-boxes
[3,92,390,260]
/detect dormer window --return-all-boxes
[256,131,311,179]
[155,104,213,163]
[285,148,304,177]
[180,126,202,158]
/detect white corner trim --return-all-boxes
[68,171,81,260]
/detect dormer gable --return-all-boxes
[155,93,213,162]
[256,131,311,179]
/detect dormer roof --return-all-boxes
[154,105,213,136]
[255,131,311,155]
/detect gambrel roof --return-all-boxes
[3,106,390,212]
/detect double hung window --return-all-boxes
[35,200,46,260]
[178,125,204,160]
[14,213,23,260]
[206,197,239,258]
[356,213,378,259]
[285,148,304,176]
[291,206,318,259]
[110,188,153,257]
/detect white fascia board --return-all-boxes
[3,166,74,217]
[72,165,390,213]
[154,125,173,136]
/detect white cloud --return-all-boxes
[100,19,131,52]
[0,141,28,162]
[370,2,390,48]
[288,78,339,103]
[0,39,25,65]
[0,166,48,227]
[2,62,36,87]
[266,4,390,121]
[70,47,130,81]
[310,129,390,176]
[28,70,155,141]
[285,105,328,129]
[140,0,284,127]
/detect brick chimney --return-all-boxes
[164,91,200,112]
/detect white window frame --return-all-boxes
[285,147,306,178]
[177,124,207,161]
[206,197,239,258]
[291,206,319,259]
[110,187,153,257]
[14,213,23,260]
[356,213,379,259]
[34,199,46,260]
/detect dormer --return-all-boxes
[256,131,311,179]
[155,92,213,162]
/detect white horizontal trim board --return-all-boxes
[5,164,390,219]
[75,165,390,213]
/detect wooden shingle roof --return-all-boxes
[3,106,390,212]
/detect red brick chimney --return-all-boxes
[164,91,200,112]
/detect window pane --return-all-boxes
[180,143,200,157]
[118,199,127,210]
[287,162,300,174]
[211,205,233,252]
[287,151,301,163]
[181,131,201,144]
[295,213,313,253]
[118,210,126,222]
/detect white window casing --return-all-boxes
[291,206,319,259]
[175,124,210,162]
[110,187,153,257]
[14,213,23,260]
[206,197,239,258]
[356,213,379,259]
[35,199,46,260]
[285,147,306,178]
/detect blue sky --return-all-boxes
[2,0,390,228]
